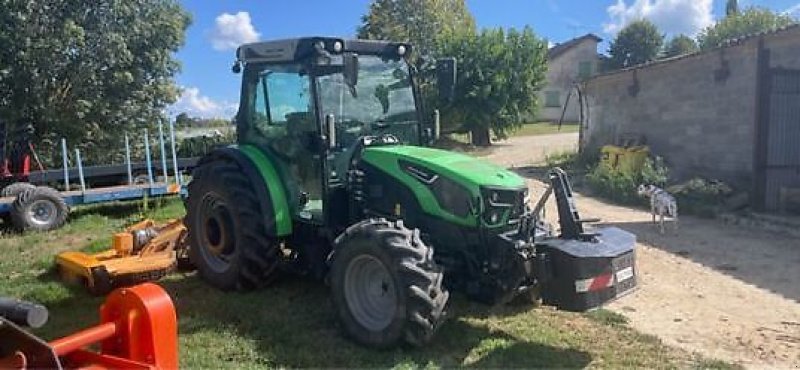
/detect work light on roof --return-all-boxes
[333,41,343,53]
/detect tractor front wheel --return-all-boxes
[185,159,280,290]
[330,218,449,348]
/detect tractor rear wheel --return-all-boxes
[330,218,449,348]
[185,159,280,290]
[11,186,69,232]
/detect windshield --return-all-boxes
[317,55,419,147]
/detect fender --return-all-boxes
[197,146,292,237]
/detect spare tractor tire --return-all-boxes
[330,218,449,348]
[11,186,69,232]
[2,182,36,198]
[185,158,280,291]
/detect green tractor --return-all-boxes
[185,37,637,348]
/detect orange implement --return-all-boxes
[0,283,178,370]
[56,219,189,295]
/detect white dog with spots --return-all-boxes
[637,184,678,234]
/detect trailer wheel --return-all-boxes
[330,218,449,348]
[1,182,35,198]
[11,186,69,232]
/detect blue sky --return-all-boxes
[171,0,800,118]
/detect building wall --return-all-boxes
[540,39,600,122]
[582,28,800,197]
[583,41,759,190]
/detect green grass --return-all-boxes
[443,122,579,146]
[509,122,580,137]
[0,198,731,368]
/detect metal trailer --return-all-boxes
[0,122,188,232]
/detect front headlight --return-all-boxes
[481,187,526,227]
[487,209,502,224]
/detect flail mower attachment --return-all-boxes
[56,219,189,295]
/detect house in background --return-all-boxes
[540,34,602,122]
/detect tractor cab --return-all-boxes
[234,38,440,225]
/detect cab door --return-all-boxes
[240,64,325,223]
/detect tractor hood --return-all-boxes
[361,145,526,190]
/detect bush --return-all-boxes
[177,131,236,157]
[667,178,733,217]
[586,156,669,204]
[545,151,579,169]
[545,150,599,171]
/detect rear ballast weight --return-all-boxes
[517,168,637,311]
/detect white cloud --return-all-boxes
[209,12,260,51]
[548,41,555,48]
[603,0,714,36]
[170,87,237,119]
[785,3,800,17]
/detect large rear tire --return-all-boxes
[11,186,69,232]
[185,158,280,290]
[330,218,449,348]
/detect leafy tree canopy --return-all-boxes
[662,34,698,58]
[607,19,664,69]
[726,0,739,17]
[698,7,796,50]
[0,0,190,164]
[357,0,476,57]
[438,27,547,146]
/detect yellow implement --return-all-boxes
[56,219,188,295]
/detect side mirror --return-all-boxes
[433,109,441,142]
[325,114,337,149]
[343,53,359,89]
[436,57,456,102]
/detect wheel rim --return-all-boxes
[28,200,57,227]
[198,193,236,272]
[344,254,398,332]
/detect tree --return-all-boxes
[357,0,476,57]
[698,7,796,50]
[662,34,698,58]
[0,0,190,165]
[438,27,547,146]
[607,19,664,69]
[726,0,739,17]
[175,112,192,127]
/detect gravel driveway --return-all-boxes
[486,133,800,369]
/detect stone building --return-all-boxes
[540,34,602,122]
[582,25,800,211]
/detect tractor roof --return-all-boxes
[236,37,412,65]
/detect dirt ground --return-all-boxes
[486,133,800,369]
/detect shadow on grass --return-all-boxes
[153,275,591,368]
[32,273,590,368]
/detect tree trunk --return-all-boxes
[470,127,491,146]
